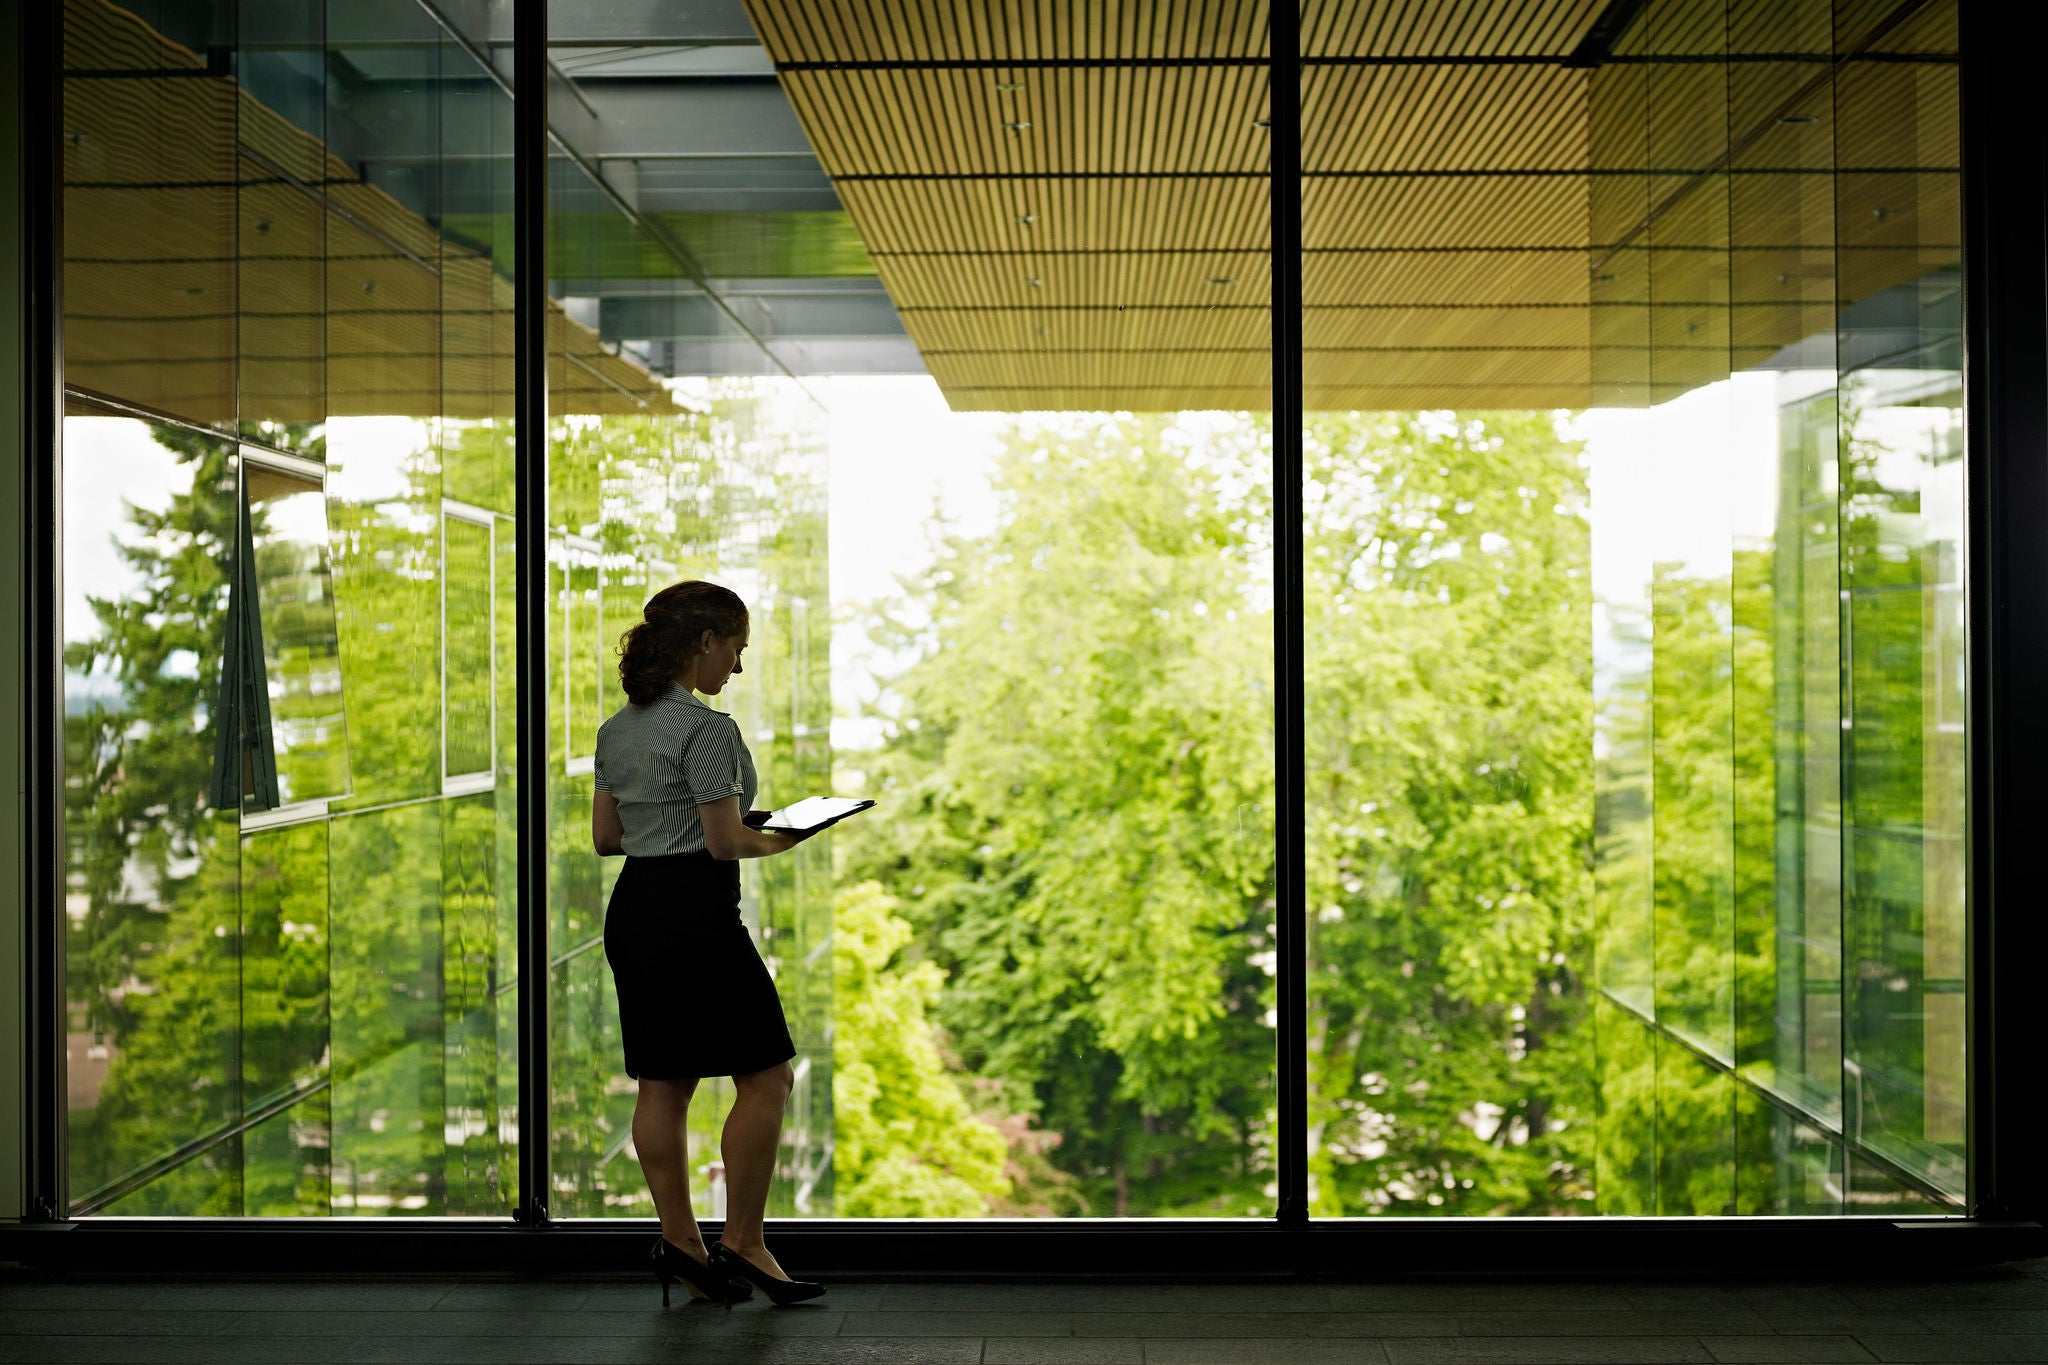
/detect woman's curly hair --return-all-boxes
[617,580,749,705]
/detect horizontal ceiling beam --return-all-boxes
[600,290,907,343]
[570,79,815,159]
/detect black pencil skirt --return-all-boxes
[603,850,797,1080]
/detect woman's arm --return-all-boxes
[593,790,626,856]
[698,795,803,860]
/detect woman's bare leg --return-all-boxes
[717,1060,794,1277]
[633,1077,706,1260]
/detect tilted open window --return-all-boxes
[209,451,351,820]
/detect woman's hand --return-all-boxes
[593,790,626,856]
[699,795,803,860]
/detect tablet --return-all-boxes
[756,795,875,835]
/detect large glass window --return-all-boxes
[1303,0,1965,1216]
[1582,0,1965,1215]
[60,0,523,1215]
[1298,8,1604,1220]
[53,0,1967,1225]
[536,27,836,1212]
[542,1,1277,1221]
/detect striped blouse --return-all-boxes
[593,682,757,856]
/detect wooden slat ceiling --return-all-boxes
[744,0,1959,413]
[747,0,1271,62]
[63,0,676,431]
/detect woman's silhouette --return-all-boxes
[591,580,824,1307]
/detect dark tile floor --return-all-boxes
[2,1261,2045,1364]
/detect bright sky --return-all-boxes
[822,375,1004,752]
[1575,368,1787,604]
[62,418,185,646]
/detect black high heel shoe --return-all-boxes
[652,1236,752,1307]
[709,1242,827,1305]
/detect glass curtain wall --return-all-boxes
[1302,0,1965,1216]
[1585,0,1963,1216]
[53,0,1965,1225]
[59,0,525,1215]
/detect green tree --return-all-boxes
[831,880,1012,1216]
[63,422,245,1206]
[845,407,1600,1218]
[845,413,1277,1216]
[1301,410,1595,1216]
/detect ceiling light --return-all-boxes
[1018,213,1037,225]
[1254,118,1272,129]
[1208,277,1233,286]
[1005,121,1031,132]
[1777,114,1818,125]
[1027,277,1042,288]
[996,82,1025,92]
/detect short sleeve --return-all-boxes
[592,749,610,792]
[684,715,746,804]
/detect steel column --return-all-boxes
[1269,0,1307,1229]
[1960,0,2047,1226]
[15,0,66,1224]
[512,0,552,1228]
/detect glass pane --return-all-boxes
[1655,1037,1735,1216]
[330,803,445,1214]
[1835,0,1965,1201]
[238,0,326,447]
[61,0,518,1217]
[444,515,495,781]
[442,792,510,1213]
[62,411,243,1213]
[242,1101,332,1217]
[238,821,329,1109]
[245,461,351,805]
[549,3,1276,1220]
[328,416,441,809]
[62,0,237,426]
[1593,995,1656,1216]
[556,534,601,770]
[1311,0,1965,1215]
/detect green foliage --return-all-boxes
[845,413,1278,1216]
[63,422,244,1205]
[1301,411,1595,1215]
[831,880,1012,1217]
[843,408,1599,1217]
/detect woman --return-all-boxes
[592,579,824,1308]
